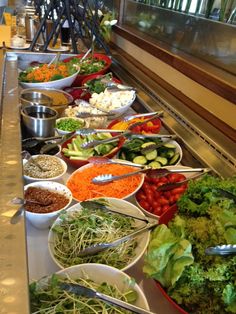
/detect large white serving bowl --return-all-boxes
[24,181,72,229]
[31,263,150,311]
[19,70,80,90]
[48,197,151,271]
[66,163,144,202]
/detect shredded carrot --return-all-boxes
[66,164,143,201]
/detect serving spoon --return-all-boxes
[10,197,52,224]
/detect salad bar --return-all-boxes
[0,49,235,314]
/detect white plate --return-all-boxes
[7,43,30,50]
[47,45,70,52]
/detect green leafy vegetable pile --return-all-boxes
[30,274,138,313]
[143,175,236,314]
[51,202,138,269]
[69,57,106,75]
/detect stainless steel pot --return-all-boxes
[20,90,53,108]
[21,105,58,137]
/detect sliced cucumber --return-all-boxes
[133,156,147,165]
[145,150,158,160]
[165,150,175,159]
[141,142,156,148]
[155,156,168,166]
[127,152,138,161]
[148,161,162,169]
[163,143,176,149]
[169,153,180,165]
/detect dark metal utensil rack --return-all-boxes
[31,0,110,54]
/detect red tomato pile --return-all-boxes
[131,119,161,134]
[136,173,188,216]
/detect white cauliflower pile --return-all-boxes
[64,100,107,128]
[89,89,136,111]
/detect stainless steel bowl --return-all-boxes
[21,105,58,137]
[20,90,53,108]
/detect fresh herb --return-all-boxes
[51,204,138,269]
[143,175,236,314]
[30,274,138,313]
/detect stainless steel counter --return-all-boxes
[0,49,235,314]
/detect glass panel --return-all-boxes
[119,1,236,75]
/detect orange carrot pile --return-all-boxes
[66,164,143,201]
[26,64,69,82]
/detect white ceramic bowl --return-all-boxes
[23,155,67,182]
[24,181,72,229]
[19,70,80,90]
[48,197,151,271]
[66,163,144,202]
[30,264,150,311]
[55,117,88,135]
[135,165,197,219]
[89,90,136,118]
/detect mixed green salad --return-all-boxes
[30,273,138,313]
[84,73,114,94]
[50,201,138,269]
[69,56,106,75]
[144,175,236,314]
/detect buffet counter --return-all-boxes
[0,49,235,314]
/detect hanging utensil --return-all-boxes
[80,200,150,223]
[11,196,52,207]
[60,282,155,314]
[128,113,163,130]
[92,167,210,185]
[140,136,177,154]
[122,111,164,122]
[215,188,236,202]
[10,197,52,225]
[77,219,158,257]
[205,244,236,256]
[39,131,75,154]
[92,167,150,184]
[22,150,48,172]
[106,84,136,93]
[76,128,124,135]
[76,112,116,118]
[88,156,144,168]
[48,51,61,66]
[80,131,130,149]
[156,168,211,191]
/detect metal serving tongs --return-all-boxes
[77,201,157,257]
[80,199,150,223]
[155,168,211,191]
[60,282,155,314]
[205,245,236,256]
[80,113,165,149]
[92,166,209,184]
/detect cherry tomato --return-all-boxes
[139,200,150,211]
[153,206,162,216]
